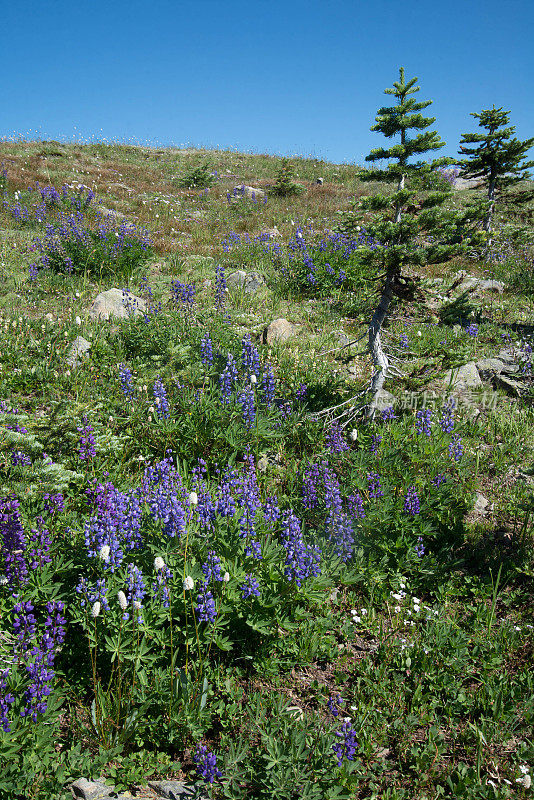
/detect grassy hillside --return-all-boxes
[0,141,533,800]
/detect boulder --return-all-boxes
[442,362,482,391]
[148,781,205,799]
[226,271,266,293]
[229,185,265,202]
[264,318,300,345]
[87,288,146,321]
[259,226,281,239]
[66,336,91,369]
[476,279,505,294]
[475,358,507,380]
[70,778,110,800]
[473,492,490,515]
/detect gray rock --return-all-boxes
[226,270,247,289]
[495,374,524,396]
[473,493,490,515]
[66,336,91,368]
[99,206,126,219]
[315,178,324,185]
[442,362,482,391]
[475,358,507,380]
[243,272,265,293]
[476,279,505,294]
[259,226,281,239]
[230,185,265,202]
[453,176,484,190]
[70,778,110,800]
[148,780,203,799]
[264,318,300,345]
[88,288,146,321]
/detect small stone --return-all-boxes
[70,778,110,800]
[243,272,265,293]
[66,336,91,368]
[226,270,247,289]
[88,288,146,321]
[375,389,397,410]
[473,493,489,515]
[230,185,265,201]
[148,780,199,799]
[315,178,324,185]
[264,318,299,345]
[257,455,269,473]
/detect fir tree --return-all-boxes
[337,68,470,417]
[458,107,534,236]
[272,158,304,197]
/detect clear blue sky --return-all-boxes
[3,0,533,164]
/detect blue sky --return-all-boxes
[3,0,533,164]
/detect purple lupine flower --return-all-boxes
[439,400,455,433]
[465,323,479,337]
[141,457,187,539]
[325,422,349,454]
[0,496,28,586]
[240,574,261,598]
[404,486,421,516]
[219,354,238,404]
[416,408,432,437]
[260,363,276,407]
[43,493,64,516]
[327,694,344,717]
[153,376,170,419]
[370,434,382,454]
[280,511,321,587]
[27,518,52,570]
[332,721,358,766]
[238,385,256,430]
[77,415,96,461]
[263,495,280,527]
[324,465,354,562]
[194,743,223,785]
[124,564,146,622]
[200,332,213,367]
[381,406,396,422]
[119,364,134,401]
[0,671,15,732]
[215,264,226,312]
[431,473,447,487]
[235,455,262,559]
[10,450,31,467]
[241,334,260,378]
[347,492,366,519]
[296,383,307,400]
[171,279,195,313]
[302,462,322,510]
[367,472,383,499]
[76,577,110,613]
[152,562,172,608]
[415,537,425,557]
[84,483,143,571]
[399,334,409,349]
[202,550,223,583]
[449,434,463,462]
[195,581,217,624]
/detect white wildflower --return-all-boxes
[154,556,165,571]
[250,374,257,385]
[91,601,101,618]
[519,765,530,775]
[361,608,368,616]
[133,600,142,610]
[189,491,198,506]
[99,545,110,562]
[75,315,81,326]
[391,592,404,602]
[516,775,531,789]
[349,429,358,441]
[183,576,195,591]
[222,571,230,582]
[118,591,128,610]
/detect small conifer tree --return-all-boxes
[458,107,534,237]
[337,68,470,417]
[272,158,304,196]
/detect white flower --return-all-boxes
[416,330,422,337]
[394,606,401,613]
[412,597,420,604]
[519,765,530,775]
[148,406,155,414]
[133,600,142,610]
[91,601,101,618]
[413,605,420,613]
[516,775,531,789]
[189,491,198,506]
[118,591,128,610]
[391,592,404,602]
[99,545,110,562]
[183,576,195,590]
[352,615,361,624]
[361,608,368,615]
[154,556,165,571]
[250,374,257,385]
[75,315,81,326]
[349,429,358,441]
[0,576,8,586]
[222,571,230,583]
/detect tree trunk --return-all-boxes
[484,177,496,234]
[365,270,396,419]
[394,174,405,224]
